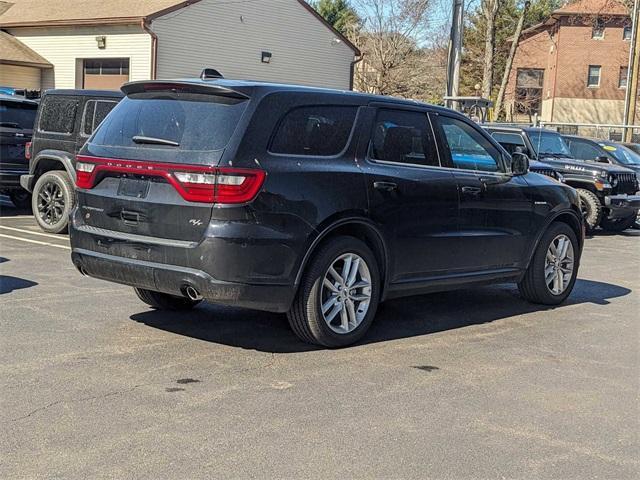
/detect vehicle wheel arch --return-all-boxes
[526,209,583,270]
[294,216,389,299]
[32,151,76,182]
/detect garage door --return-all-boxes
[83,59,129,90]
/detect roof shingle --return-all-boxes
[0,0,198,27]
[0,29,51,66]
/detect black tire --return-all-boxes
[576,188,602,232]
[32,170,75,234]
[287,236,381,348]
[599,213,637,232]
[134,288,201,310]
[518,222,579,305]
[8,190,32,210]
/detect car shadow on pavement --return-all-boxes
[0,275,38,294]
[130,278,631,353]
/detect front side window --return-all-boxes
[587,65,601,87]
[438,116,501,172]
[369,109,439,166]
[270,106,357,156]
[568,139,606,161]
[490,131,527,155]
[38,95,79,134]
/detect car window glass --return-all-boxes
[369,109,439,166]
[39,96,79,134]
[84,100,118,136]
[569,140,602,160]
[439,117,500,172]
[0,100,37,130]
[92,92,247,152]
[270,105,357,156]
[489,131,526,155]
[601,143,640,165]
[82,101,96,136]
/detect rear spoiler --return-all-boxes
[121,80,250,100]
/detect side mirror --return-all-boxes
[595,155,611,164]
[511,152,529,176]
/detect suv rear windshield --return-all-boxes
[0,99,37,130]
[90,91,248,160]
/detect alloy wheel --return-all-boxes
[37,181,65,226]
[544,234,574,295]
[320,253,372,334]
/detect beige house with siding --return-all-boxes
[0,0,359,92]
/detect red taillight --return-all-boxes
[75,155,265,204]
[25,141,31,160]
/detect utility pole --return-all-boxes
[446,0,464,109]
[623,0,639,142]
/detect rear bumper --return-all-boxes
[71,248,296,313]
[604,194,640,218]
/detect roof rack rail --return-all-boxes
[200,68,224,80]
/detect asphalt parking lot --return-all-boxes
[1,199,639,479]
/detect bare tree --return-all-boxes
[350,0,434,98]
[481,0,501,98]
[494,1,530,118]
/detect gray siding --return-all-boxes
[151,0,355,89]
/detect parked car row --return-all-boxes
[483,125,640,232]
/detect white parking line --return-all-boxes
[0,233,71,250]
[0,215,36,220]
[0,225,68,240]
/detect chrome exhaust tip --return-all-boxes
[183,285,202,301]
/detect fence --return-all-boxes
[537,122,640,143]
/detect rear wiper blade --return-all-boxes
[132,135,179,147]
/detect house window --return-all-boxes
[587,65,601,87]
[623,25,632,40]
[619,66,629,88]
[592,18,605,39]
[515,68,544,116]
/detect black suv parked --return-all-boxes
[485,126,640,232]
[563,135,640,179]
[20,89,123,232]
[0,94,38,208]
[70,79,584,347]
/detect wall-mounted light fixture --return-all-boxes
[261,51,272,64]
[95,36,106,49]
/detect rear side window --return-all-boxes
[0,100,37,130]
[91,92,247,152]
[270,105,357,156]
[39,95,79,134]
[82,100,118,136]
[370,109,439,166]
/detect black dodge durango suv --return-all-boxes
[70,78,584,347]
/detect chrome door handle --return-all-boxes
[461,186,481,195]
[373,181,398,192]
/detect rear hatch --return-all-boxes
[0,97,37,171]
[76,81,260,243]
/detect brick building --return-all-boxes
[505,0,636,124]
